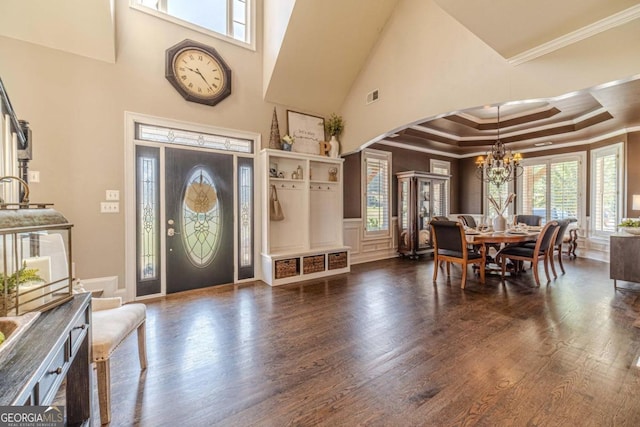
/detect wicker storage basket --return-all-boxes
[275,258,299,279]
[328,251,347,270]
[303,255,325,274]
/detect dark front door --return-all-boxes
[165,148,234,293]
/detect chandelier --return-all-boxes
[475,106,523,187]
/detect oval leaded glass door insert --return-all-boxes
[181,168,221,267]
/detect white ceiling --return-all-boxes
[262,0,400,115]
[0,0,115,63]
[433,0,640,59]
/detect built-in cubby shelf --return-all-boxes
[261,149,349,286]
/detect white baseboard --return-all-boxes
[578,249,609,263]
[350,250,398,265]
[80,276,119,297]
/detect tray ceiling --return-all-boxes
[384,76,640,157]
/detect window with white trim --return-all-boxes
[484,181,514,219]
[131,0,252,46]
[430,159,450,216]
[591,143,623,236]
[362,149,392,238]
[517,153,584,224]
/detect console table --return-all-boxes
[0,293,91,425]
[610,234,640,290]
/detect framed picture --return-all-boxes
[287,110,325,155]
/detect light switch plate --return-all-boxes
[100,202,119,213]
[28,171,40,183]
[106,190,120,201]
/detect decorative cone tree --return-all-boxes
[269,107,281,149]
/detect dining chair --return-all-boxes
[518,218,577,277]
[432,216,449,221]
[495,220,559,286]
[457,215,477,228]
[430,220,485,289]
[548,218,576,277]
[514,214,542,226]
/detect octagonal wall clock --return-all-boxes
[165,39,232,107]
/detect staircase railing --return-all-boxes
[0,77,26,149]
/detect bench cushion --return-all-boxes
[92,303,146,362]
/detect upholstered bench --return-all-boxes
[92,297,147,424]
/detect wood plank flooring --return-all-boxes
[98,256,640,426]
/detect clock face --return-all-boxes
[166,40,232,106]
[173,49,225,99]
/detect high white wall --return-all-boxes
[0,0,273,284]
[339,0,640,154]
[1,0,639,286]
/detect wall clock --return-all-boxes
[165,39,232,107]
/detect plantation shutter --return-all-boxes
[364,152,390,234]
[521,163,548,222]
[550,160,579,220]
[593,151,618,233]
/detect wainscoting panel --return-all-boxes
[344,218,399,264]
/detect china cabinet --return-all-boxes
[396,171,449,258]
[261,149,349,285]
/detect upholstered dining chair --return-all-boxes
[495,221,559,286]
[517,218,576,277]
[432,216,449,221]
[514,214,542,227]
[457,215,477,228]
[548,218,576,277]
[430,220,485,289]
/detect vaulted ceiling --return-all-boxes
[1,0,639,157]
[269,0,640,156]
[0,0,115,63]
[433,0,640,61]
[378,0,640,156]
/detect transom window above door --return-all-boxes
[131,0,253,48]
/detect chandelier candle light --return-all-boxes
[475,106,524,187]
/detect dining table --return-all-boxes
[464,227,541,274]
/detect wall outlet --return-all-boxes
[106,190,120,201]
[100,202,119,213]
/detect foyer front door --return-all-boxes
[165,147,234,293]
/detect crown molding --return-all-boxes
[456,104,553,124]
[508,4,640,66]
[410,107,609,142]
[376,126,640,160]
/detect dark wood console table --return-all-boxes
[0,293,91,426]
[610,234,640,290]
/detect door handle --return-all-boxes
[168,228,179,236]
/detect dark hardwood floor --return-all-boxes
[99,256,640,426]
